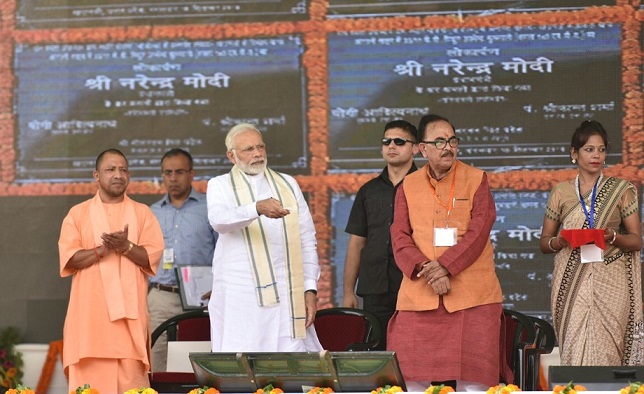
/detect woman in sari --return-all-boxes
[540,120,643,366]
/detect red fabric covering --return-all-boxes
[560,229,606,249]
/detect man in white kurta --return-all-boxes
[206,123,322,352]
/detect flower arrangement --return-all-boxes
[552,382,587,394]
[123,388,158,394]
[4,385,34,394]
[0,327,23,391]
[371,385,404,394]
[254,384,284,394]
[425,384,455,394]
[486,384,521,394]
[620,382,644,394]
[306,387,334,394]
[188,387,220,394]
[70,384,100,394]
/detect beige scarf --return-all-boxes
[89,192,139,322]
[229,165,306,338]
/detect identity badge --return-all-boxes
[162,248,174,270]
[434,227,457,247]
[580,243,604,263]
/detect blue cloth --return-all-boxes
[149,188,218,286]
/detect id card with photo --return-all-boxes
[434,227,457,247]
[162,248,174,270]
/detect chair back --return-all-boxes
[501,309,537,390]
[526,316,557,390]
[314,307,381,351]
[151,310,210,346]
[150,310,210,393]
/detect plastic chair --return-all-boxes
[501,309,537,390]
[149,310,211,393]
[525,316,556,391]
[314,307,381,351]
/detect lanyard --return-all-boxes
[575,173,602,229]
[431,162,457,227]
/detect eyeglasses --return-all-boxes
[421,136,460,149]
[381,138,415,146]
[231,144,266,154]
[162,169,191,176]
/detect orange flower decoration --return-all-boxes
[620,382,644,394]
[486,383,521,394]
[254,384,284,394]
[71,384,100,394]
[371,385,404,394]
[425,383,455,394]
[306,387,334,394]
[4,385,35,394]
[553,381,587,394]
[188,387,220,394]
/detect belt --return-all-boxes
[151,283,180,294]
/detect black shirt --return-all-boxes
[345,163,418,296]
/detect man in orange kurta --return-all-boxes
[59,149,164,394]
[389,115,508,391]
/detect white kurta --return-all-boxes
[206,170,322,352]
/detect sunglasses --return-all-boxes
[381,137,415,146]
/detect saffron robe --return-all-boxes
[59,192,164,379]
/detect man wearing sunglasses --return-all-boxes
[388,114,506,391]
[343,119,419,350]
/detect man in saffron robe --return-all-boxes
[206,123,322,352]
[389,114,507,391]
[59,149,164,394]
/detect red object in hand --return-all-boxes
[560,228,606,250]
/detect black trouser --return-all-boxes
[362,291,398,351]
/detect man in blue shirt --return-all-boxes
[148,148,218,372]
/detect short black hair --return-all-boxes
[95,148,128,170]
[161,148,194,170]
[383,120,418,142]
[417,114,455,141]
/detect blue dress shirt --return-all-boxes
[149,188,218,286]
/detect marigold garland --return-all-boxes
[187,387,220,394]
[123,388,158,394]
[306,387,334,394]
[71,383,100,394]
[371,385,404,394]
[254,384,284,394]
[620,381,644,394]
[552,381,587,394]
[486,383,521,394]
[425,383,455,394]
[4,385,34,394]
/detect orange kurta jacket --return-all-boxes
[59,192,164,371]
[396,161,503,312]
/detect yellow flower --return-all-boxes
[188,387,220,394]
[553,381,586,394]
[254,384,283,394]
[371,385,404,394]
[73,383,100,394]
[306,387,334,394]
[425,384,455,394]
[486,384,521,394]
[5,385,34,394]
[123,388,158,394]
[620,382,644,394]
